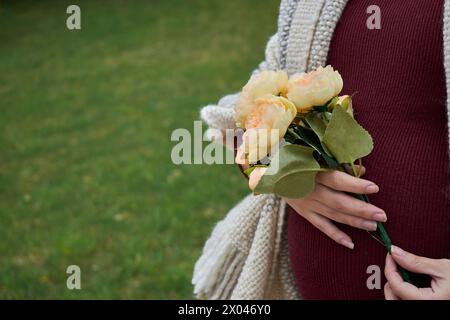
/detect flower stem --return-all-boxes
[349,167,412,283]
[354,192,412,284]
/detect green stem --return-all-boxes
[346,164,411,283]
[354,192,412,283]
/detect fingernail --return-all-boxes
[374,212,387,222]
[365,184,379,193]
[391,245,405,257]
[340,239,354,250]
[363,221,377,231]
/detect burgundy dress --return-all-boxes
[287,0,450,299]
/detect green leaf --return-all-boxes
[305,113,326,141]
[338,96,354,117]
[243,165,266,176]
[243,166,255,176]
[304,113,334,158]
[295,126,323,154]
[254,144,323,198]
[326,96,339,109]
[322,106,373,164]
[294,126,338,168]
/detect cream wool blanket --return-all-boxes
[193,0,450,299]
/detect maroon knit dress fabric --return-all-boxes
[287,0,449,299]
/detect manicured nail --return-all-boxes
[365,184,379,193]
[374,212,387,222]
[340,239,354,249]
[391,245,405,257]
[363,221,377,231]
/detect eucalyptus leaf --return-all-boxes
[320,142,334,159]
[304,113,335,158]
[295,126,322,154]
[305,113,326,140]
[254,144,323,198]
[322,106,373,164]
[294,126,338,168]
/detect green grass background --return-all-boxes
[0,0,279,298]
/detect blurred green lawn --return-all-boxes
[0,0,278,298]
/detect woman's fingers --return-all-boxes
[384,254,434,300]
[384,254,420,300]
[303,210,354,249]
[386,248,450,300]
[307,199,377,231]
[391,245,444,277]
[284,166,384,250]
[311,184,387,222]
[316,169,378,194]
[384,283,400,300]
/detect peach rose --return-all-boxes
[240,95,296,163]
[287,65,343,113]
[329,95,353,116]
[235,70,288,128]
[336,95,350,108]
[339,95,354,116]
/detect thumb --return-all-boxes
[391,245,440,277]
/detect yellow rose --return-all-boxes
[235,70,288,128]
[287,65,343,113]
[240,95,297,163]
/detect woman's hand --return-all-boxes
[384,246,450,300]
[285,168,387,249]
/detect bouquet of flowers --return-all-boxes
[234,65,411,282]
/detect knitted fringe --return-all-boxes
[192,216,247,299]
[193,194,299,300]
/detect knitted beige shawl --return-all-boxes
[193,0,450,299]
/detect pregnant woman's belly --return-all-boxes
[288,0,450,299]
